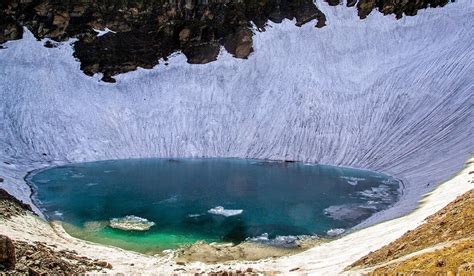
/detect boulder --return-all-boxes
[0,235,16,270]
[224,28,253,59]
[182,42,220,64]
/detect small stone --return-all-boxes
[179,28,191,42]
[93,260,112,269]
[458,263,474,271]
[436,258,445,267]
[176,261,186,265]
[224,28,253,59]
[28,267,41,276]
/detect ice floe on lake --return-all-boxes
[187,214,203,218]
[208,206,243,217]
[53,210,63,218]
[340,176,366,186]
[246,233,317,248]
[326,228,345,237]
[357,185,395,204]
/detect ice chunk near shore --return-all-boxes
[326,228,345,237]
[246,233,317,248]
[340,176,365,186]
[109,215,155,231]
[53,210,63,218]
[323,204,372,221]
[208,206,243,217]
[71,173,84,178]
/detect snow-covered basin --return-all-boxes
[0,0,472,233]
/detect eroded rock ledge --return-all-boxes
[0,0,452,82]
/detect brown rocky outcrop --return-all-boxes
[224,27,253,59]
[0,235,16,270]
[356,0,451,19]
[0,188,34,219]
[0,187,111,274]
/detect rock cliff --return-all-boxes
[0,0,452,82]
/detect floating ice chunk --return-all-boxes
[162,195,178,203]
[357,185,392,202]
[247,233,270,242]
[347,180,358,186]
[246,233,316,248]
[153,195,179,205]
[208,206,243,217]
[187,214,202,218]
[109,215,155,231]
[53,210,63,218]
[86,182,98,186]
[326,228,345,237]
[340,176,365,186]
[323,204,372,221]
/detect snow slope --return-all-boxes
[0,0,473,226]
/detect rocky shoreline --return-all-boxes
[0,188,112,274]
[1,0,452,82]
[0,186,321,273]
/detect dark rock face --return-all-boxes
[0,0,453,82]
[0,16,23,45]
[2,239,113,274]
[0,0,327,81]
[0,235,15,271]
[325,0,342,6]
[356,0,451,19]
[224,27,253,59]
[0,188,34,219]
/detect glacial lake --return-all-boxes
[29,158,400,254]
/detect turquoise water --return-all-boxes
[30,158,400,254]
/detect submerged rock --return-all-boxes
[109,215,155,231]
[83,221,108,232]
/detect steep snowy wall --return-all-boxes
[0,1,472,225]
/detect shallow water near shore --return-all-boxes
[29,158,400,254]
